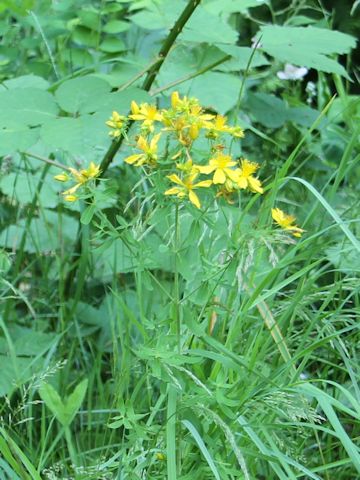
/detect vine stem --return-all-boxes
[64,0,202,299]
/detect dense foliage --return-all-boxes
[0,1,359,479]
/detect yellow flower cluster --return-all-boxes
[54,162,101,202]
[103,91,303,237]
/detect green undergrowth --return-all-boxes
[0,0,359,479]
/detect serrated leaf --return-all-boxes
[260,26,356,78]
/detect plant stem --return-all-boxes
[174,203,181,353]
[64,426,78,474]
[64,0,201,299]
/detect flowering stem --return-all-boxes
[174,203,181,353]
[21,151,71,172]
[65,0,202,300]
[99,0,201,177]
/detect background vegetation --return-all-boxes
[0,0,359,479]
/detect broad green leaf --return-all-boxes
[180,7,238,45]
[0,327,57,357]
[0,172,59,208]
[218,45,269,71]
[40,114,109,156]
[103,20,130,33]
[55,75,110,114]
[259,26,356,78]
[39,379,88,427]
[0,356,42,397]
[100,37,126,53]
[0,211,78,253]
[0,88,58,126]
[3,74,49,90]
[326,241,360,273]
[65,379,88,424]
[38,383,68,426]
[72,25,98,48]
[246,92,288,128]
[0,124,38,155]
[181,71,242,114]
[80,203,96,225]
[204,0,268,14]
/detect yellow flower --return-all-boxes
[164,172,212,209]
[196,153,238,184]
[129,101,162,131]
[106,111,126,138]
[124,133,161,167]
[63,194,78,202]
[54,172,70,182]
[57,162,101,202]
[236,159,263,194]
[205,115,244,139]
[271,208,304,237]
[69,162,101,184]
[176,158,199,176]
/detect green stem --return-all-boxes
[174,203,181,353]
[64,0,201,299]
[166,385,177,480]
[64,426,78,473]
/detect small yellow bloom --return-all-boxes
[156,452,166,461]
[204,115,244,139]
[236,159,263,194]
[54,172,70,182]
[165,172,212,209]
[129,102,162,131]
[124,133,161,167]
[106,111,126,137]
[57,162,100,202]
[63,194,78,202]
[271,208,304,237]
[69,162,101,185]
[197,153,238,184]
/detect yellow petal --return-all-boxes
[188,190,201,209]
[54,173,69,182]
[248,176,263,194]
[137,136,148,151]
[150,133,161,150]
[167,174,184,186]
[237,176,248,189]
[62,183,81,195]
[63,194,78,202]
[171,91,180,109]
[124,154,144,165]
[129,114,145,121]
[194,180,213,188]
[164,187,182,195]
[213,168,226,184]
[197,165,215,174]
[131,101,139,115]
